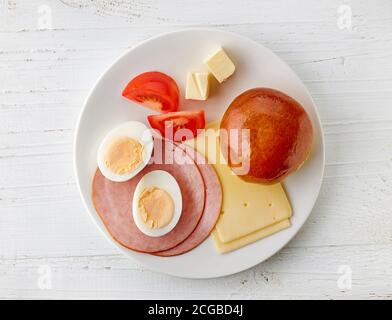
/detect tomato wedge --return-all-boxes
[122,71,179,113]
[147,110,206,142]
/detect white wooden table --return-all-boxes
[1,0,391,299]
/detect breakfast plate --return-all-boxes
[74,29,325,279]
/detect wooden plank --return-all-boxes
[0,0,391,299]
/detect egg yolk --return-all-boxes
[138,187,175,229]
[104,137,143,175]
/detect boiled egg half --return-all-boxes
[132,170,182,237]
[97,121,153,182]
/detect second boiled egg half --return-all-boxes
[132,170,182,237]
[97,121,153,182]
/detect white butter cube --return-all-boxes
[204,47,235,83]
[185,72,210,100]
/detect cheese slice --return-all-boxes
[204,47,235,83]
[185,121,292,244]
[212,219,291,254]
[185,72,210,100]
[214,172,291,243]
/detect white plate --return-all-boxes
[74,29,325,279]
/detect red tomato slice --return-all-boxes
[148,110,206,141]
[122,71,179,113]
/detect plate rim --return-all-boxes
[73,28,325,279]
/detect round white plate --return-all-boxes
[74,29,325,279]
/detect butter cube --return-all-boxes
[185,72,210,100]
[204,47,235,83]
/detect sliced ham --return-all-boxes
[155,143,222,256]
[92,140,205,253]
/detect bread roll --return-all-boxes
[220,88,313,184]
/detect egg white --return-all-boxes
[132,170,182,237]
[97,121,153,182]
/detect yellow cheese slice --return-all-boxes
[215,178,291,242]
[212,219,291,254]
[185,121,292,243]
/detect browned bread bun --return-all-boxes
[220,88,313,184]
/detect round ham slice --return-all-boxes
[154,143,222,256]
[92,140,205,253]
